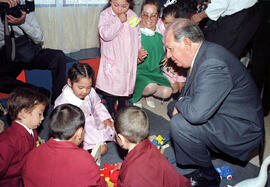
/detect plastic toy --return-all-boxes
[100,163,120,187]
[228,155,270,187]
[149,134,170,149]
[216,165,234,180]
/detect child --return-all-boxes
[54,62,115,155]
[97,0,141,116]
[22,104,107,187]
[160,2,188,98]
[114,106,191,186]
[130,0,172,108]
[0,87,48,187]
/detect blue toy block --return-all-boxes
[216,165,234,180]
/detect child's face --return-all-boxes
[68,77,92,99]
[163,14,176,29]
[111,0,129,16]
[24,103,46,129]
[141,4,159,31]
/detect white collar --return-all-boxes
[15,120,34,136]
[190,43,202,72]
[140,27,157,36]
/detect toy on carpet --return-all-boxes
[227,154,270,187]
[100,162,120,187]
[148,133,170,154]
[216,165,234,180]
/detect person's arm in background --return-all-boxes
[191,0,230,23]
[7,12,43,44]
[0,0,19,7]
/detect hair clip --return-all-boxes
[164,0,177,7]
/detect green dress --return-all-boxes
[130,31,172,103]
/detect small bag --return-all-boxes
[14,34,42,63]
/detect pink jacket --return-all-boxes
[96,7,141,96]
[54,85,115,150]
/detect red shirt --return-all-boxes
[0,121,38,187]
[118,139,191,187]
[22,138,107,187]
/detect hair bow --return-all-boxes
[164,0,177,7]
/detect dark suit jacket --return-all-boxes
[174,41,264,160]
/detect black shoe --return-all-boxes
[184,169,220,187]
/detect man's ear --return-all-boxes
[183,38,192,48]
[67,78,72,87]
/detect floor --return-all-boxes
[140,97,270,167]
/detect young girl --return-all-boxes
[96,0,141,117]
[160,2,189,98]
[54,63,115,155]
[0,87,48,186]
[130,0,172,108]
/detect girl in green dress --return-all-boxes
[131,0,172,108]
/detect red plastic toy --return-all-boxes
[100,163,120,187]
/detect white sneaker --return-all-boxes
[146,97,155,108]
[133,102,142,108]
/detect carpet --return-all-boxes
[101,109,270,187]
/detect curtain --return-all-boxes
[34,0,107,53]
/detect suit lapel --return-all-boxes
[181,41,208,96]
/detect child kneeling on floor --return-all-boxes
[54,62,115,155]
[114,106,191,187]
[22,104,107,187]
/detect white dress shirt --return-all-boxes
[0,12,43,47]
[15,120,34,137]
[205,0,257,21]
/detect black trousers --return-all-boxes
[97,89,128,117]
[0,48,66,103]
[204,3,262,58]
[167,100,263,167]
[250,2,270,113]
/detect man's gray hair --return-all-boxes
[168,18,204,43]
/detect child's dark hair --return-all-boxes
[115,106,149,143]
[49,104,85,140]
[141,0,161,15]
[68,62,95,85]
[103,0,134,11]
[7,87,48,121]
[162,4,189,20]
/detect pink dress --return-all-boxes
[157,19,186,84]
[54,85,115,150]
[96,7,141,96]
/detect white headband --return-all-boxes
[163,0,177,8]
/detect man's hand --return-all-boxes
[7,11,26,25]
[191,11,208,24]
[172,107,179,116]
[118,13,127,23]
[0,0,19,8]
[137,46,148,64]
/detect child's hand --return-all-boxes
[104,119,114,129]
[161,57,168,65]
[118,13,127,23]
[114,162,122,170]
[138,47,148,64]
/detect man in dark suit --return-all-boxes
[165,19,265,187]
